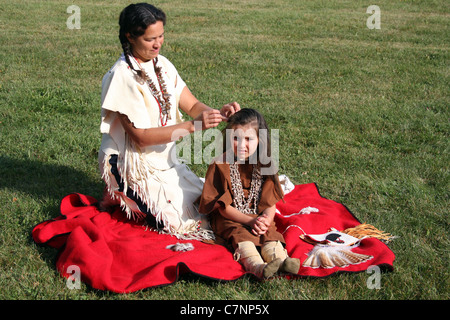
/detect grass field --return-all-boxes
[0,0,448,300]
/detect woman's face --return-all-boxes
[232,124,259,161]
[127,20,165,62]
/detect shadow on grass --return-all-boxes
[0,155,104,206]
[1,156,107,280]
[0,154,104,240]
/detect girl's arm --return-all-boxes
[218,205,268,236]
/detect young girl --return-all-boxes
[199,109,300,278]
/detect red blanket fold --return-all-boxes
[32,183,395,293]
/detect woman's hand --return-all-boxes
[180,87,240,125]
[193,109,226,130]
[220,102,241,120]
[191,101,241,130]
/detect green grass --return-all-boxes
[0,0,448,300]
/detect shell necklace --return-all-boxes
[131,55,172,126]
[230,163,263,215]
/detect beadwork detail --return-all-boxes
[130,56,172,126]
[230,163,263,215]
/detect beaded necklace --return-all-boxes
[229,163,263,215]
[131,55,172,126]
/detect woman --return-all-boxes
[98,3,239,240]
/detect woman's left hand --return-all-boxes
[220,102,241,120]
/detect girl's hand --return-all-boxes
[258,213,273,227]
[250,216,269,236]
[220,102,241,120]
[250,214,274,235]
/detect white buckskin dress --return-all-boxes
[98,54,213,240]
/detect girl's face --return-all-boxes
[232,124,259,161]
[127,21,165,62]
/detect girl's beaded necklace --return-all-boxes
[230,163,263,215]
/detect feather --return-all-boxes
[330,253,347,267]
[166,242,194,252]
[303,244,373,269]
[342,223,396,243]
[319,250,334,268]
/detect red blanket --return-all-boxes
[32,183,395,293]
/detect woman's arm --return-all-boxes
[118,86,239,148]
[179,86,240,124]
[179,86,225,129]
[118,113,196,148]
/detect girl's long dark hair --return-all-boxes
[224,108,283,198]
[118,3,166,79]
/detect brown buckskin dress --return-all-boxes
[199,160,285,251]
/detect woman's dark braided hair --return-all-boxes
[118,3,166,80]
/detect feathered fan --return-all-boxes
[300,229,373,269]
